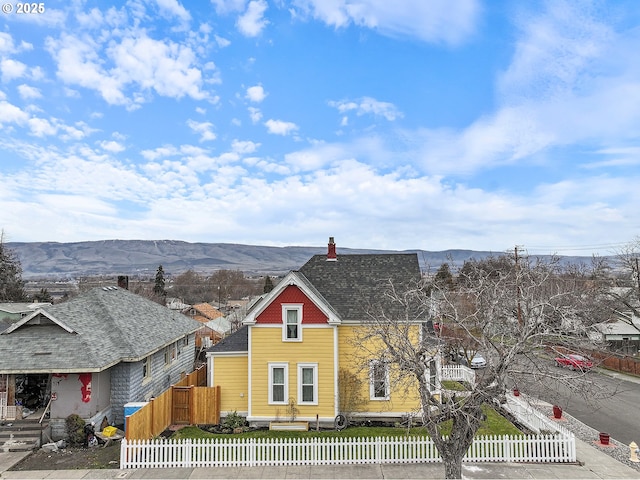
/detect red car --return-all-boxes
[554,354,593,371]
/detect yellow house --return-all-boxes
[206,238,440,427]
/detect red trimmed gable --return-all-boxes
[256,285,328,324]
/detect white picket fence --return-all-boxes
[120,433,575,469]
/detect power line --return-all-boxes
[521,242,631,253]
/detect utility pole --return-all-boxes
[515,246,523,327]
[635,257,640,300]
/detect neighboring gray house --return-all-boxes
[592,313,640,355]
[0,286,201,439]
[0,302,52,325]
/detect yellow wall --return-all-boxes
[213,355,248,413]
[337,325,422,415]
[250,326,336,419]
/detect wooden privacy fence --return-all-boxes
[120,434,576,469]
[125,365,220,440]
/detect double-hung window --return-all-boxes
[142,356,151,381]
[370,360,389,400]
[269,363,288,404]
[282,305,302,341]
[164,344,177,366]
[297,363,318,405]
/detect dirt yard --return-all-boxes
[9,443,121,471]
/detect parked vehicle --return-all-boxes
[554,353,593,371]
[470,353,487,369]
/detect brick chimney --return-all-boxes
[327,237,337,261]
[117,275,129,290]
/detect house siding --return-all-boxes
[110,333,196,424]
[338,325,422,416]
[250,326,335,421]
[256,285,327,324]
[213,355,249,414]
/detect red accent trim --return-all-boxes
[256,285,328,324]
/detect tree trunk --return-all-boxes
[444,458,463,479]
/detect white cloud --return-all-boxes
[17,84,42,100]
[0,32,16,53]
[109,34,206,100]
[215,34,232,48]
[232,139,260,154]
[237,0,268,37]
[99,140,126,153]
[1,59,27,82]
[329,96,403,121]
[0,100,29,125]
[28,117,57,137]
[46,29,208,108]
[264,119,299,135]
[248,106,262,123]
[76,7,104,28]
[246,84,267,102]
[292,0,480,45]
[211,0,247,14]
[155,0,191,23]
[498,2,612,104]
[187,119,217,142]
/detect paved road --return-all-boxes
[521,365,640,445]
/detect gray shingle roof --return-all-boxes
[0,287,201,374]
[298,253,421,322]
[207,325,248,353]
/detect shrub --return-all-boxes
[222,411,245,430]
[65,414,86,446]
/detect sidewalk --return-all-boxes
[1,437,639,479]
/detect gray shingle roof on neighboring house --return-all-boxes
[0,286,202,374]
[207,325,248,354]
[298,253,422,322]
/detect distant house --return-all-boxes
[183,302,225,347]
[207,238,439,427]
[0,286,201,439]
[0,302,52,325]
[592,313,640,355]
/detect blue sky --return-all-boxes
[1,0,639,256]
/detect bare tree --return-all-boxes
[609,237,640,323]
[353,253,612,479]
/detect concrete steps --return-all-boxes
[0,419,45,452]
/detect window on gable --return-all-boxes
[298,363,318,405]
[269,363,288,404]
[370,360,389,400]
[282,305,302,341]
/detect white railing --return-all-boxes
[120,434,575,469]
[0,405,17,421]
[441,364,476,384]
[504,395,573,438]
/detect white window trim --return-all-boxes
[282,304,303,342]
[268,362,289,405]
[369,360,390,401]
[142,356,151,382]
[164,343,177,366]
[297,363,318,406]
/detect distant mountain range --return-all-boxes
[6,239,593,279]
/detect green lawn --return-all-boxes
[171,404,521,440]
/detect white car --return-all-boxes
[470,353,487,369]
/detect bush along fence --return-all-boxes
[120,433,576,469]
